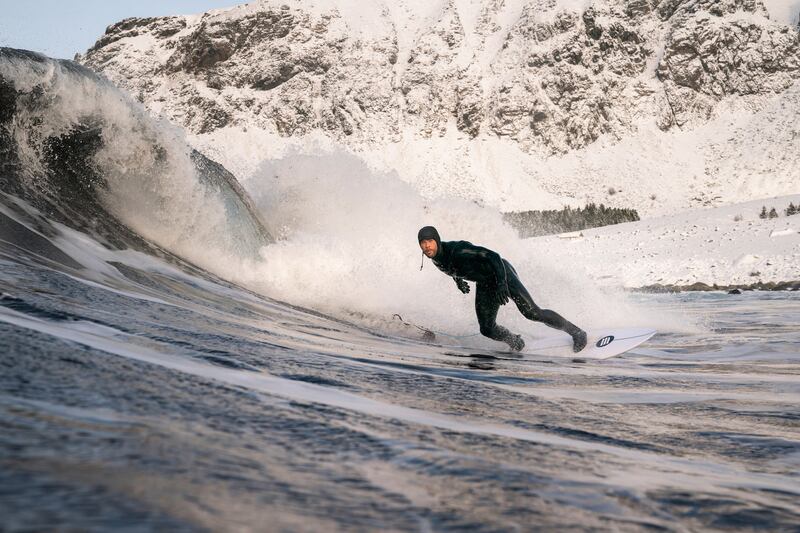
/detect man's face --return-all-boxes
[420,238,438,258]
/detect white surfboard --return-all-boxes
[525,327,656,359]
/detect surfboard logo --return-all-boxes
[596,335,615,348]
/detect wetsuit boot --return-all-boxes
[562,320,587,352]
[507,334,525,352]
[571,328,587,353]
[482,323,525,352]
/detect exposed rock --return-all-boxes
[79,0,800,158]
[166,22,235,73]
[658,15,799,94]
[656,0,800,127]
[455,74,484,138]
[88,17,187,55]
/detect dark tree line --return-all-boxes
[503,203,640,237]
[759,203,797,219]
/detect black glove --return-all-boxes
[496,282,510,306]
[455,278,470,294]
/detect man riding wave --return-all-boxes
[418,226,587,352]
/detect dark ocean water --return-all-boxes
[2,198,799,532]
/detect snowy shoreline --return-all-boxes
[523,194,800,290]
[634,280,800,293]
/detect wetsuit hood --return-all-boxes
[417,226,441,249]
[418,226,443,260]
[418,226,442,267]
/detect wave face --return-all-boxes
[0,47,271,270]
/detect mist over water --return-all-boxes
[231,146,691,341]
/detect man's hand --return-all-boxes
[496,282,511,306]
[455,278,470,294]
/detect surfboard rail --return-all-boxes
[524,327,657,359]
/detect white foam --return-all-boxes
[215,144,675,339]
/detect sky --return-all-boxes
[0,1,243,59]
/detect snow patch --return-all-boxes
[770,228,797,238]
[762,0,800,25]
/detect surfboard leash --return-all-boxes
[392,314,481,339]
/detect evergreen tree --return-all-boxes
[759,206,768,219]
[503,203,641,237]
[768,207,778,219]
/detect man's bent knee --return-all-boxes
[521,308,542,321]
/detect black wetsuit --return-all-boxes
[429,238,584,350]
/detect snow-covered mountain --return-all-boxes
[80,0,800,216]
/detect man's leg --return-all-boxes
[475,283,524,351]
[504,260,587,352]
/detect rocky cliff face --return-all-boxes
[657,0,799,126]
[80,0,800,215]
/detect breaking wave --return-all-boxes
[0,47,271,270]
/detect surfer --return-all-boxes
[417,226,587,352]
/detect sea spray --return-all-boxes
[235,146,691,339]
